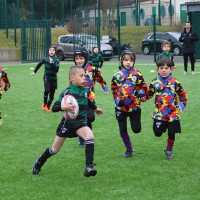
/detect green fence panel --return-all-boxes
[21,20,51,62]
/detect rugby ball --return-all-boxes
[61,94,79,121]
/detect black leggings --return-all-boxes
[44,89,55,102]
[43,79,57,105]
[183,53,195,72]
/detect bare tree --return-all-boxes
[101,0,117,34]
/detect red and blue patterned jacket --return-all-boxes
[83,63,96,101]
[0,67,11,98]
[83,62,108,101]
[111,67,148,112]
[147,75,187,122]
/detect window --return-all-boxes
[149,34,161,40]
[60,37,69,43]
[159,34,170,40]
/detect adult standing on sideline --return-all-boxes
[179,21,199,75]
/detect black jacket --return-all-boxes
[179,27,199,54]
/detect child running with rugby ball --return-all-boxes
[32,65,103,177]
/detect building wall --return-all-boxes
[89,0,198,26]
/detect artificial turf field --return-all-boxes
[0,59,200,200]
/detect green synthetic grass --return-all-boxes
[0,60,200,200]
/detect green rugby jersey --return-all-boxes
[89,52,103,69]
[157,51,175,66]
[34,56,60,80]
[160,51,173,59]
[52,84,90,127]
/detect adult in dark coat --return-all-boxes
[179,22,199,75]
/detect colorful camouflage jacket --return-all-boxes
[83,63,96,101]
[147,75,187,122]
[84,62,107,98]
[111,67,148,112]
[0,67,11,98]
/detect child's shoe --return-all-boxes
[42,104,47,111]
[0,119,3,127]
[124,148,134,158]
[46,107,51,112]
[103,86,109,95]
[164,150,173,160]
[84,164,97,177]
[32,160,41,175]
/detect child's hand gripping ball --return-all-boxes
[61,95,79,121]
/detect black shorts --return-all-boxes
[153,119,181,136]
[56,120,87,138]
[115,108,141,134]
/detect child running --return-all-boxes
[111,50,148,158]
[31,46,60,112]
[0,67,11,126]
[89,46,109,94]
[32,65,103,177]
[146,57,187,159]
[157,40,177,69]
[74,47,106,147]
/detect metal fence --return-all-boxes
[0,1,184,29]
[0,0,185,58]
[21,20,52,62]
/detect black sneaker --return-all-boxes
[84,164,97,177]
[164,150,173,160]
[32,160,41,175]
[124,148,134,158]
